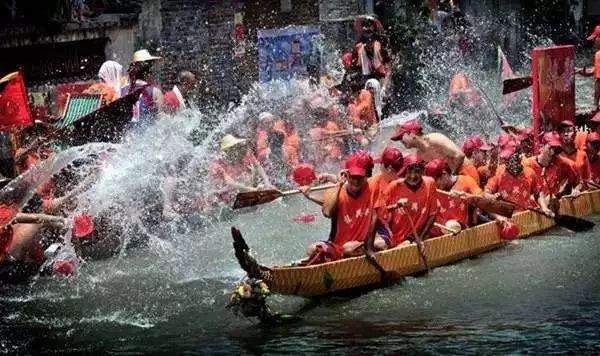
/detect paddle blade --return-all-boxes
[555,214,595,232]
[470,196,515,218]
[233,189,282,209]
[502,76,532,95]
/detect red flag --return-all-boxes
[498,46,517,107]
[0,72,33,131]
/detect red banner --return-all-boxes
[0,72,33,131]
[531,45,575,146]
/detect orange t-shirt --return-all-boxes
[560,149,590,182]
[575,131,588,151]
[380,177,437,247]
[485,167,539,210]
[459,162,480,186]
[328,182,380,247]
[434,175,482,228]
[348,89,377,129]
[595,50,600,79]
[283,132,301,167]
[368,173,395,213]
[209,152,259,203]
[528,156,578,196]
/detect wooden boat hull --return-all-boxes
[233,190,600,297]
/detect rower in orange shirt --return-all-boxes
[302,152,381,262]
[369,146,404,205]
[462,135,493,187]
[425,158,482,236]
[585,132,600,186]
[558,120,590,187]
[485,141,547,213]
[378,154,437,248]
[529,131,579,198]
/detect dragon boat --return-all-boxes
[231,190,600,297]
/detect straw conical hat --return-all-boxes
[220,134,247,151]
[132,49,162,63]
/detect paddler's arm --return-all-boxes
[252,162,274,189]
[299,185,325,206]
[364,214,387,281]
[418,215,435,242]
[13,213,67,228]
[222,173,260,192]
[322,171,347,217]
[448,151,466,174]
[537,193,555,217]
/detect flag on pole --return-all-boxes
[0,72,33,131]
[498,46,517,107]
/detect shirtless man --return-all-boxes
[391,119,469,176]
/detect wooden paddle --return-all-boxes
[233,184,337,209]
[436,189,515,218]
[502,75,532,95]
[434,223,460,235]
[502,198,595,232]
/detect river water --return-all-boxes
[1,193,599,353]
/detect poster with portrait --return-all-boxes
[257,26,321,82]
[531,45,575,140]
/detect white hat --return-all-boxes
[132,49,162,63]
[220,134,247,151]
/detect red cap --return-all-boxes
[73,214,94,239]
[499,135,518,160]
[518,127,534,141]
[591,111,600,123]
[497,134,515,148]
[391,119,422,141]
[342,52,354,69]
[424,158,449,178]
[403,153,425,168]
[345,151,374,177]
[375,147,404,169]
[587,25,600,41]
[542,131,562,148]
[292,164,317,186]
[500,221,520,241]
[587,132,600,143]
[462,135,492,156]
[558,120,575,128]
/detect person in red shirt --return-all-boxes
[303,153,381,262]
[576,25,600,110]
[425,158,482,236]
[585,132,600,186]
[558,120,590,187]
[485,143,548,214]
[529,131,579,198]
[377,154,437,248]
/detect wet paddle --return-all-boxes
[436,189,515,218]
[502,75,532,95]
[502,198,595,232]
[233,184,336,209]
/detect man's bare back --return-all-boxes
[418,133,465,172]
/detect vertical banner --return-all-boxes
[0,72,33,131]
[233,10,246,58]
[531,45,575,145]
[257,26,321,83]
